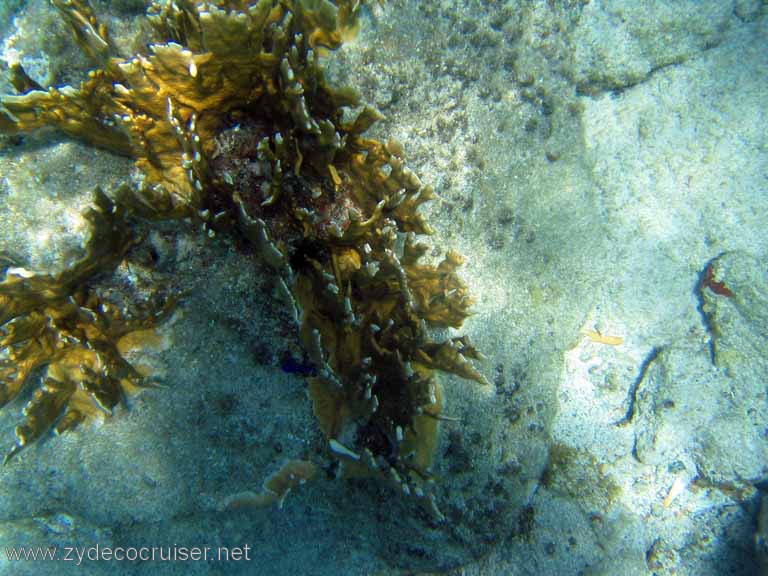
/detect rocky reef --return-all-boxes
[0,0,487,516]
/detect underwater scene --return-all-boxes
[0,1,766,575]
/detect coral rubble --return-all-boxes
[0,0,487,511]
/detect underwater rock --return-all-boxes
[570,0,743,93]
[633,340,768,487]
[698,250,768,374]
[757,493,768,574]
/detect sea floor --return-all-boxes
[0,1,767,575]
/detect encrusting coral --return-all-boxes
[0,0,487,515]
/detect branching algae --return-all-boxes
[0,189,169,462]
[0,0,488,516]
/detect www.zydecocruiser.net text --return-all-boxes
[4,544,252,566]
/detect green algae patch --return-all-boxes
[542,443,622,510]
